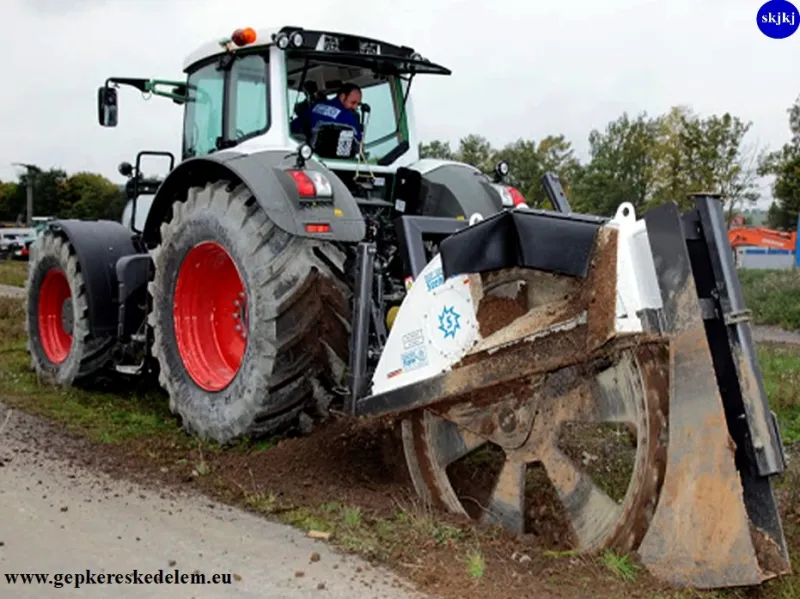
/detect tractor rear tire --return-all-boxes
[147,180,351,444]
[24,232,116,386]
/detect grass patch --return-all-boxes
[758,345,800,443]
[239,490,474,565]
[738,268,800,331]
[0,259,27,287]
[0,296,184,445]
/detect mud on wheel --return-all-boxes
[148,180,351,444]
[24,233,115,385]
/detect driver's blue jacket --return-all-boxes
[291,97,363,141]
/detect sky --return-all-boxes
[0,0,797,208]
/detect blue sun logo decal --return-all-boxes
[438,305,461,339]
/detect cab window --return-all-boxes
[183,53,270,158]
[229,53,270,142]
[359,80,402,159]
[286,71,407,162]
[183,62,224,158]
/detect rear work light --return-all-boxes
[508,186,527,207]
[492,184,527,208]
[286,169,333,199]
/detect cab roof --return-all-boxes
[182,26,451,77]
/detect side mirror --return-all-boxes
[118,162,134,177]
[97,86,118,127]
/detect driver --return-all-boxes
[291,83,363,142]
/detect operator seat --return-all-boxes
[291,81,326,140]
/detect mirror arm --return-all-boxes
[104,78,187,103]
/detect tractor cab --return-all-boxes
[97,27,450,174]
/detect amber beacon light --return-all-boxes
[232,28,257,46]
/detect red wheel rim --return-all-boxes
[173,241,247,391]
[37,269,73,364]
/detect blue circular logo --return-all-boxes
[758,0,799,38]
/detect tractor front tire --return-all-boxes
[147,180,351,444]
[24,232,116,386]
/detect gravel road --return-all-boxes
[0,284,24,298]
[0,405,427,599]
[751,324,800,347]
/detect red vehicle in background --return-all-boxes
[727,226,797,251]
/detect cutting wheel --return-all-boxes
[401,343,669,553]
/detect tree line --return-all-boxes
[1,97,798,229]
[0,169,126,223]
[420,97,800,229]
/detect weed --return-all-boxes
[543,549,579,558]
[466,551,485,579]
[282,508,334,533]
[601,550,638,582]
[244,491,279,514]
[341,506,360,528]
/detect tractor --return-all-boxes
[24,26,791,589]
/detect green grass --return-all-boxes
[738,268,800,331]
[601,550,639,583]
[466,551,485,579]
[0,260,27,287]
[758,345,800,443]
[0,296,184,445]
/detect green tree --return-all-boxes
[27,167,68,217]
[651,107,760,214]
[494,135,581,208]
[570,112,661,217]
[418,140,455,160]
[1,167,69,221]
[759,96,800,230]
[58,172,126,220]
[0,181,20,221]
[455,134,494,172]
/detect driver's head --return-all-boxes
[337,83,362,110]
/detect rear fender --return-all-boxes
[400,161,504,219]
[45,219,138,338]
[142,150,365,247]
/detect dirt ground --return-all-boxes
[1,279,800,598]
[6,393,800,599]
[0,404,429,599]
[1,399,688,599]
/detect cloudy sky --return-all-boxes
[1,0,797,206]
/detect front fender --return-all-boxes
[45,219,139,337]
[142,150,365,246]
